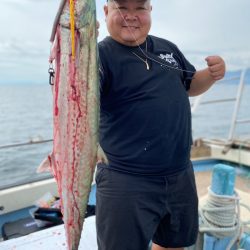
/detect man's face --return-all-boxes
[104,0,152,46]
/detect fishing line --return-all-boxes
[112,1,196,74]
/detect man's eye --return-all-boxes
[117,6,126,10]
[137,7,146,10]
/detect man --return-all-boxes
[96,1,225,250]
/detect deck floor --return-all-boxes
[0,216,97,250]
[1,167,249,249]
[195,171,250,197]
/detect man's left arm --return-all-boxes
[188,56,226,97]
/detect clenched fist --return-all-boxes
[205,56,226,81]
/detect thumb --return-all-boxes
[205,56,214,66]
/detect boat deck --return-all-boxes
[0,159,250,249]
[194,160,250,197]
[195,168,250,226]
[0,217,97,250]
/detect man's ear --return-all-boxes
[104,5,108,17]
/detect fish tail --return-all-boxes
[37,153,54,173]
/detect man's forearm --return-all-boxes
[188,56,226,97]
[188,69,216,97]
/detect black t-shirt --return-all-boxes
[98,35,196,175]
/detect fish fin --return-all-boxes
[37,153,54,173]
[97,144,109,164]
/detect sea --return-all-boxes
[0,70,249,189]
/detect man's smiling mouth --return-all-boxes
[122,26,139,29]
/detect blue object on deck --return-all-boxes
[211,164,236,195]
[203,164,237,250]
[203,234,237,250]
[88,184,96,206]
[203,234,215,249]
[240,233,250,249]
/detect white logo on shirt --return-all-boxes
[159,53,179,67]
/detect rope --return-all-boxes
[69,0,75,59]
[239,203,250,234]
[199,187,242,250]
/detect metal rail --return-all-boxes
[191,68,250,141]
[199,98,236,105]
[228,69,248,141]
[0,139,53,150]
[0,70,249,151]
[0,69,249,191]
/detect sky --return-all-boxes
[0,0,249,84]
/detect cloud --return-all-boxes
[0,0,249,84]
[0,40,50,84]
[150,0,250,70]
[0,0,60,84]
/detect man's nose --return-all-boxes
[124,12,138,21]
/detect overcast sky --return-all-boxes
[0,0,249,84]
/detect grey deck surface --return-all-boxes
[0,216,97,250]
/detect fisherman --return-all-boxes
[96,0,226,250]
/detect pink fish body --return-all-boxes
[39,0,104,249]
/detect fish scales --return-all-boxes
[39,1,100,249]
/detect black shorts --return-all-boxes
[95,163,198,250]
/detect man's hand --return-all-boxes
[205,56,226,81]
[189,55,226,96]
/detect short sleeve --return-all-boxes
[168,42,196,91]
[175,48,196,91]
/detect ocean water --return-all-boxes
[0,84,53,188]
[0,71,249,189]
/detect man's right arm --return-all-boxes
[188,56,226,97]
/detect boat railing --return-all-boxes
[0,70,248,152]
[191,68,250,143]
[0,139,53,150]
[0,139,54,190]
[228,69,250,141]
[0,69,249,189]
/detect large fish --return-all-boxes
[38,0,105,249]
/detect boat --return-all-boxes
[0,69,250,249]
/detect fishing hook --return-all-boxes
[48,63,55,86]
